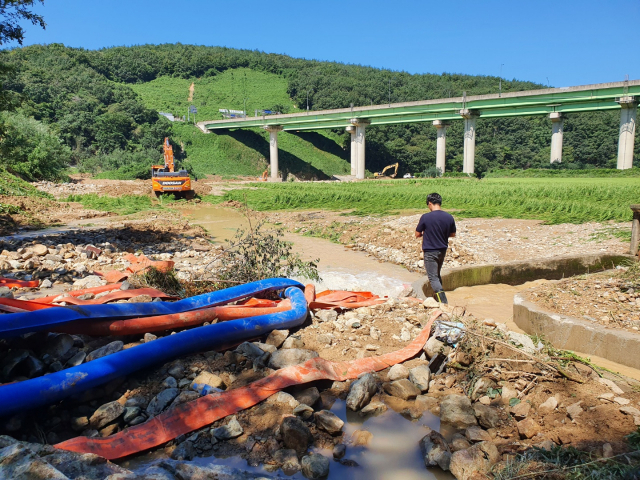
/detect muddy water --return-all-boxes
[181,206,422,298]
[122,400,453,480]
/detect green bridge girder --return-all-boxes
[197,80,640,132]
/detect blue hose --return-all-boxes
[0,285,308,417]
[0,278,303,338]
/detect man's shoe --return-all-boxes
[435,291,448,304]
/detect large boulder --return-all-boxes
[266,329,289,348]
[409,365,431,392]
[473,404,502,428]
[274,449,300,475]
[212,416,243,440]
[0,443,67,480]
[281,416,312,456]
[301,453,330,480]
[423,337,450,359]
[419,429,451,470]
[314,410,344,435]
[439,395,477,428]
[90,401,124,429]
[146,388,180,417]
[383,379,421,400]
[387,364,410,381]
[346,373,377,411]
[449,442,500,480]
[293,387,320,407]
[191,371,224,393]
[86,341,123,362]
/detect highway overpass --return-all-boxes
[197,80,639,180]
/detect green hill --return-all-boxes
[0,43,637,181]
[130,70,350,178]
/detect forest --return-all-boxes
[0,43,637,181]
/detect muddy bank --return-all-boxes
[269,211,630,273]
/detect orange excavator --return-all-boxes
[151,138,194,199]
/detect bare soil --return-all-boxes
[269,211,630,272]
[525,269,640,333]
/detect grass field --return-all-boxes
[486,168,640,178]
[173,123,350,179]
[132,70,350,178]
[131,68,299,122]
[212,177,640,224]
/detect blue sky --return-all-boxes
[8,0,640,87]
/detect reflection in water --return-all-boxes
[179,400,452,480]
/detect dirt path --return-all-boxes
[188,82,194,102]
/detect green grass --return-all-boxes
[0,168,51,197]
[215,177,640,224]
[130,68,299,122]
[63,194,161,215]
[486,167,640,178]
[172,123,349,179]
[131,70,350,179]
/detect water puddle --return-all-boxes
[120,399,454,480]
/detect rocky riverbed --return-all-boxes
[1,221,640,479]
[271,211,630,273]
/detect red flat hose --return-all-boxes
[0,277,39,288]
[55,308,440,460]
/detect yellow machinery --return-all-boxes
[152,138,194,199]
[374,163,399,178]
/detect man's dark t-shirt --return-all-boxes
[416,210,456,251]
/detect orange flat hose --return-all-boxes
[0,277,39,288]
[0,288,172,311]
[55,309,441,460]
[55,299,294,336]
[0,297,54,311]
[31,284,124,304]
[53,288,177,306]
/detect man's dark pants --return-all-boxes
[423,249,448,303]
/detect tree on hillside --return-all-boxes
[0,0,45,46]
[0,1,45,114]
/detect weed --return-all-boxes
[129,267,184,298]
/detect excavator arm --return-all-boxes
[374,163,399,178]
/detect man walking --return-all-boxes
[415,192,456,304]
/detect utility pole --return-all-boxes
[307,90,310,114]
[499,64,504,97]
[388,78,391,106]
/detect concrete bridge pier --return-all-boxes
[549,112,564,163]
[263,125,283,181]
[460,109,478,174]
[617,97,637,170]
[350,119,370,179]
[346,125,357,175]
[433,120,448,173]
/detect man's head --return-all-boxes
[427,192,442,211]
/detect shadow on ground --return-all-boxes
[222,130,330,180]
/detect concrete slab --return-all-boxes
[513,294,640,370]
[411,253,635,299]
